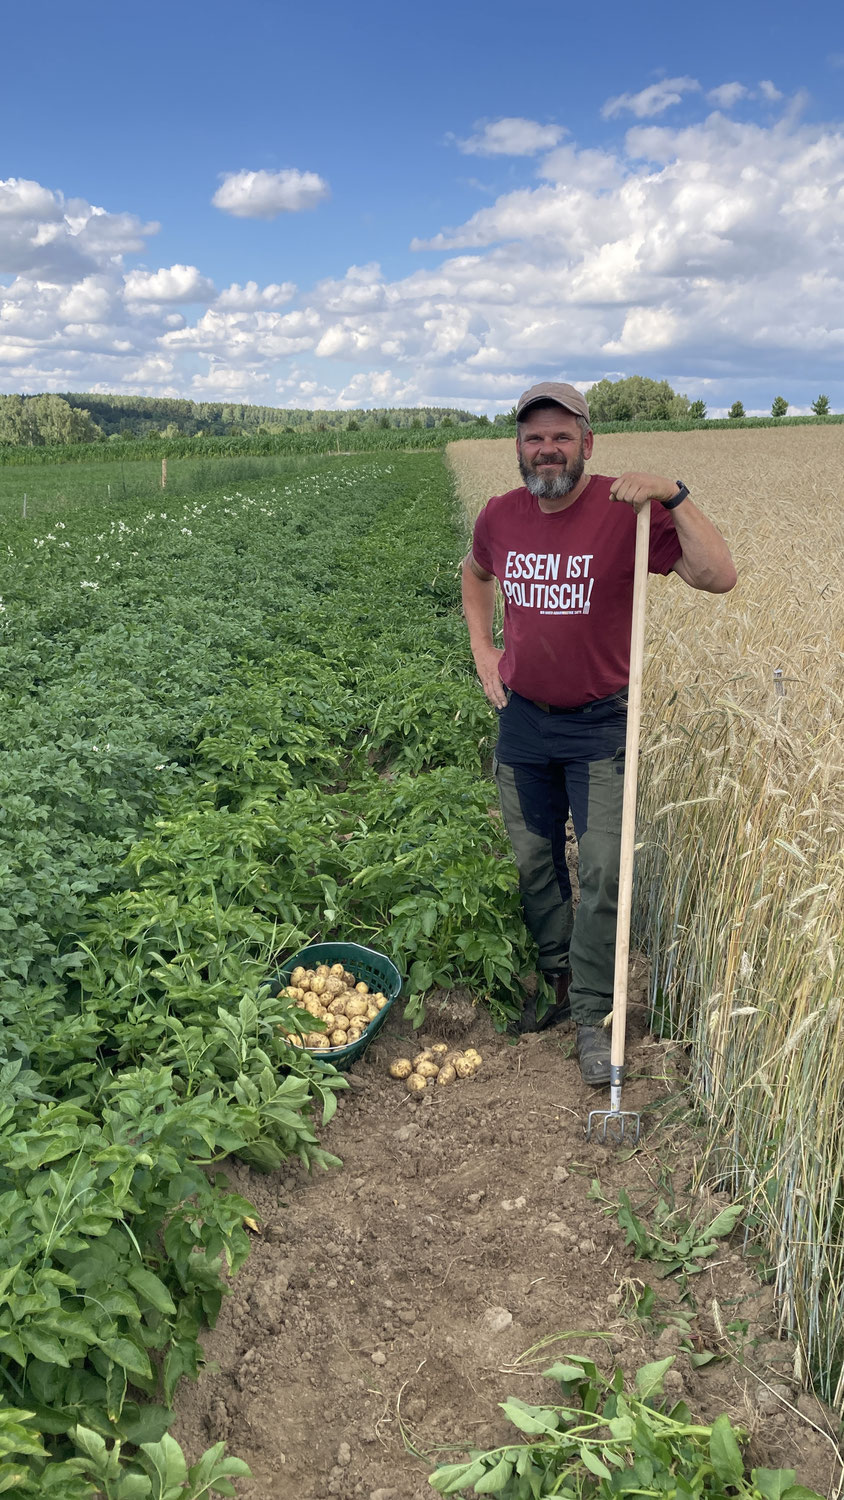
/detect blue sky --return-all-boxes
[1,0,843,416]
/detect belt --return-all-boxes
[530,690,628,715]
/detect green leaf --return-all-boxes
[139,1434,188,1500]
[542,1362,590,1384]
[474,1454,514,1492]
[709,1413,745,1485]
[752,1470,796,1500]
[97,1337,152,1380]
[780,1488,827,1500]
[20,1327,71,1367]
[703,1203,745,1240]
[500,1400,559,1436]
[430,1458,488,1493]
[114,1477,153,1498]
[634,1356,674,1397]
[579,1446,612,1480]
[72,1425,108,1463]
[106,1361,127,1423]
[127,1267,177,1316]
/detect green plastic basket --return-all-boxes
[271,941,402,1071]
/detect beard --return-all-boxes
[518,445,585,500]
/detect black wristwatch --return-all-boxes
[661,481,689,511]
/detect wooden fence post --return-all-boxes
[161,457,167,490]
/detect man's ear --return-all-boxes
[583,428,594,460]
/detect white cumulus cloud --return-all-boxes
[603,77,701,119]
[216,280,296,309]
[212,168,330,219]
[455,118,565,156]
[0,177,157,282]
[123,264,215,303]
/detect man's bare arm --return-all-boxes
[609,473,737,594]
[461,553,508,708]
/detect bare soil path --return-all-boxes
[173,982,840,1499]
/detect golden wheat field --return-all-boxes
[448,425,844,1405]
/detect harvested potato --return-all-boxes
[464,1049,482,1070]
[430,1042,449,1057]
[365,1003,379,1021]
[442,1051,464,1069]
[328,995,349,1016]
[304,1031,327,1047]
[346,997,368,1019]
[291,966,307,986]
[324,976,345,997]
[436,1063,457,1086]
[282,985,302,1000]
[310,1035,330,1049]
[389,1058,413,1079]
[330,963,345,978]
[412,1050,433,1068]
[343,970,356,987]
[310,975,327,995]
[454,1057,475,1078]
[415,1059,440,1079]
[372,991,387,1006]
[355,981,370,995]
[315,964,331,978]
[297,973,313,992]
[406,1073,427,1093]
[347,1027,363,1043]
[329,1028,350,1047]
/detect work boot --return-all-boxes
[576,1023,612,1086]
[517,971,571,1033]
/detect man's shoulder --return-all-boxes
[483,484,531,511]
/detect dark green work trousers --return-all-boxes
[493,689,627,1026]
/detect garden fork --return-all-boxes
[587,501,650,1145]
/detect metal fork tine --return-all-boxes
[586,1108,641,1144]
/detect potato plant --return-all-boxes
[0,452,536,1489]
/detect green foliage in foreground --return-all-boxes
[429,1356,822,1498]
[0,452,532,1491]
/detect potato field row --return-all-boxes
[0,454,533,1494]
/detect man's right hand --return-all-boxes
[473,644,508,709]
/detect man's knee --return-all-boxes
[577,826,620,901]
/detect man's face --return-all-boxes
[516,405,593,500]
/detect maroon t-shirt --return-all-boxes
[472,475,682,707]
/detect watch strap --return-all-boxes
[661,481,689,511]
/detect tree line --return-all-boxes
[0,381,836,451]
[0,393,483,447]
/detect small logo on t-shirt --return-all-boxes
[503,552,595,615]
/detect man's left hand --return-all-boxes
[609,472,680,509]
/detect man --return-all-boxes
[462,382,737,1085]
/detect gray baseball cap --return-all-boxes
[516,381,590,423]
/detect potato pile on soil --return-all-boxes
[173,989,840,1500]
